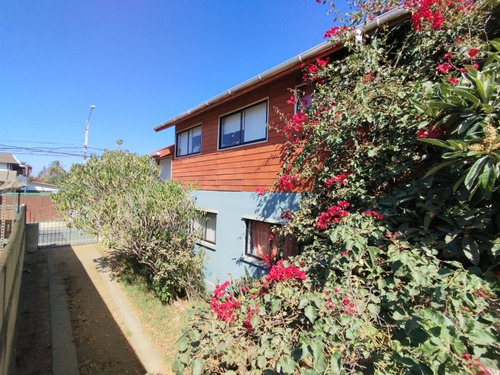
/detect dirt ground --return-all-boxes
[15,246,149,375]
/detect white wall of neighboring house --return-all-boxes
[159,157,172,180]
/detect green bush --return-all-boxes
[53,150,204,302]
[174,0,500,372]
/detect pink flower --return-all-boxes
[323,26,347,38]
[447,77,459,85]
[286,95,296,105]
[436,62,452,74]
[362,210,384,220]
[444,52,453,60]
[472,63,479,69]
[468,48,479,58]
[278,174,297,191]
[417,124,443,139]
[325,173,349,188]
[255,187,266,196]
[266,260,306,283]
[316,57,330,67]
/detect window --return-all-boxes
[245,220,279,259]
[245,219,300,260]
[195,211,217,245]
[219,101,267,149]
[295,85,313,114]
[176,125,201,157]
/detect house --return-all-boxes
[0,153,29,192]
[150,144,174,181]
[153,8,409,288]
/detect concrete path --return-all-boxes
[15,244,167,374]
[68,244,165,374]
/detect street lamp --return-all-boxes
[84,105,96,162]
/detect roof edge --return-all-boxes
[153,7,410,133]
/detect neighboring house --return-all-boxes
[0,153,29,192]
[150,144,174,181]
[24,181,58,193]
[153,9,408,288]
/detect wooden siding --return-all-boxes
[172,74,301,192]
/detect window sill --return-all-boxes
[197,240,216,251]
[239,254,268,268]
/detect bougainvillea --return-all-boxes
[174,0,499,373]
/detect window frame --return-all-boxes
[244,219,279,260]
[218,99,268,150]
[176,124,202,157]
[294,84,314,114]
[194,210,217,249]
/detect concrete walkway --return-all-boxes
[67,244,165,374]
[16,245,167,375]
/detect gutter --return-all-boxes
[154,7,410,132]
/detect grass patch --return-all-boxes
[117,274,190,374]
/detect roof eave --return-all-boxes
[153,8,410,133]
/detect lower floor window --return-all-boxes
[245,219,300,260]
[195,211,216,244]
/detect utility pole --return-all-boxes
[84,105,96,162]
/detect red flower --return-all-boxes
[316,57,330,67]
[362,210,384,220]
[472,63,479,69]
[447,77,459,85]
[323,25,347,38]
[444,52,453,59]
[436,62,452,74]
[278,174,297,191]
[468,48,479,58]
[280,210,293,221]
[255,187,266,196]
[286,95,296,105]
[417,124,443,139]
[266,260,306,283]
[325,173,349,188]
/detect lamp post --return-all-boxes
[83,105,96,162]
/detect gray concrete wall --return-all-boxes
[0,206,26,375]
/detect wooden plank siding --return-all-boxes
[172,73,302,192]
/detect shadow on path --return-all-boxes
[15,246,146,375]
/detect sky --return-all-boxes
[0,1,346,176]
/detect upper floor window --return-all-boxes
[295,85,313,114]
[176,125,201,157]
[219,100,267,149]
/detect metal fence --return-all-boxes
[1,193,97,248]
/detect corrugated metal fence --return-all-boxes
[1,193,97,248]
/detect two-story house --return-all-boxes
[153,8,408,288]
[0,153,29,192]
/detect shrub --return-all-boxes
[174,0,500,372]
[53,150,204,302]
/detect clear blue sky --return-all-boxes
[0,1,345,175]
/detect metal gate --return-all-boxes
[1,193,98,248]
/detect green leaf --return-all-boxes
[465,156,488,190]
[418,138,454,150]
[191,358,206,375]
[462,236,480,265]
[304,305,317,324]
[424,160,455,178]
[479,159,497,193]
[310,342,327,372]
[278,356,296,374]
[330,351,342,373]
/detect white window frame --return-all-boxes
[294,84,314,114]
[176,124,202,157]
[244,218,279,260]
[218,100,268,150]
[195,210,217,249]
